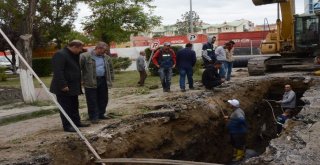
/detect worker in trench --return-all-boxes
[275,84,296,118]
[224,99,247,161]
[314,50,320,76]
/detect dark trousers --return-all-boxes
[138,70,147,85]
[84,76,108,120]
[179,67,193,89]
[230,133,246,149]
[56,95,80,129]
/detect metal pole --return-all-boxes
[190,0,194,33]
[250,40,253,55]
[0,28,104,164]
[146,50,155,70]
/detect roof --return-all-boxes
[201,19,250,29]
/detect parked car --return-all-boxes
[0,51,18,70]
[0,55,11,69]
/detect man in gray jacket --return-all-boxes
[215,42,232,79]
[276,84,296,117]
[80,42,114,123]
[136,50,147,86]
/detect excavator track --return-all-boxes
[247,57,272,76]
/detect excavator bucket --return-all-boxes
[252,0,287,6]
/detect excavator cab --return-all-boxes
[294,14,320,55]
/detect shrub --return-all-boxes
[0,67,8,81]
[32,58,52,77]
[145,45,183,76]
[194,59,203,76]
[111,57,132,72]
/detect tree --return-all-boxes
[175,11,202,35]
[0,0,81,49]
[83,0,162,44]
[35,0,79,48]
[64,30,94,45]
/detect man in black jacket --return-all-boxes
[202,61,225,90]
[202,36,217,68]
[50,40,89,132]
[177,43,196,92]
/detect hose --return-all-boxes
[263,99,283,126]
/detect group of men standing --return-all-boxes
[50,40,114,132]
[146,36,236,92]
[201,36,235,90]
[150,42,196,92]
[49,39,299,163]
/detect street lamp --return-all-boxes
[190,0,194,33]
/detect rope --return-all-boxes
[0,28,104,164]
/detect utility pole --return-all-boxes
[189,0,194,33]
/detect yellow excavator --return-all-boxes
[248,0,320,75]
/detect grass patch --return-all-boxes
[139,106,153,114]
[0,74,52,88]
[0,108,59,126]
[26,100,53,107]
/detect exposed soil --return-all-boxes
[1,70,320,165]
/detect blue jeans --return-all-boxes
[179,67,193,89]
[158,67,172,90]
[219,61,227,78]
[225,61,233,81]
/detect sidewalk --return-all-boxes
[0,88,56,124]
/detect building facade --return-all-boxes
[305,0,316,14]
[148,19,255,38]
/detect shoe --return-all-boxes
[99,115,111,120]
[189,87,195,90]
[64,127,76,132]
[90,119,99,124]
[232,149,245,162]
[163,89,170,92]
[181,89,186,92]
[76,123,90,127]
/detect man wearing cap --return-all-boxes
[202,36,217,68]
[201,61,224,90]
[152,42,176,92]
[224,99,247,161]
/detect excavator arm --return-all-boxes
[252,0,295,53]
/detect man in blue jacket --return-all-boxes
[177,43,196,92]
[224,99,247,161]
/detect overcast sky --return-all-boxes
[75,0,305,31]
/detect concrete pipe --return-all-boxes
[252,0,286,6]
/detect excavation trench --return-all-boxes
[45,77,311,165]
